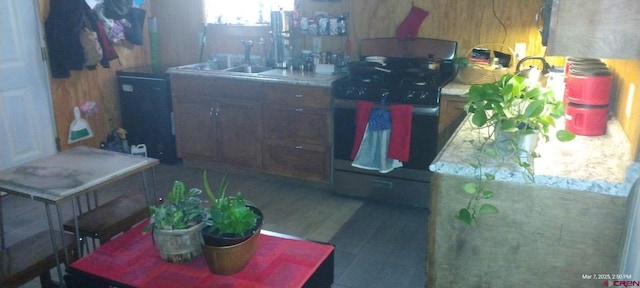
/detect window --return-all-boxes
[204,0,294,25]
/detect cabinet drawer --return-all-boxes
[262,139,330,182]
[262,104,330,144]
[213,79,261,100]
[171,76,261,103]
[170,74,216,103]
[263,84,330,108]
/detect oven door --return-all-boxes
[332,99,438,207]
[333,99,439,174]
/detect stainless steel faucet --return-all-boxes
[241,40,254,64]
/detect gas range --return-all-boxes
[333,58,456,108]
[331,37,458,208]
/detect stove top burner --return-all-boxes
[334,59,455,107]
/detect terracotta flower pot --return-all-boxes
[201,228,261,275]
[201,206,263,275]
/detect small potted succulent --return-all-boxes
[200,171,263,275]
[143,180,206,262]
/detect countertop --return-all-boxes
[167,65,346,88]
[430,115,640,197]
[441,81,471,96]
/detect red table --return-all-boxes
[65,220,334,288]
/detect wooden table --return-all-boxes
[0,146,159,286]
[65,221,335,288]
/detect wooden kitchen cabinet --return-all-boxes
[546,0,640,59]
[262,83,332,182]
[437,94,467,150]
[171,75,261,169]
[217,97,262,169]
[173,101,218,160]
[171,73,334,182]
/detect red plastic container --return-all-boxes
[564,102,609,136]
[564,73,613,105]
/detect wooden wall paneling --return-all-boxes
[606,59,640,160]
[39,0,152,151]
[151,0,205,67]
[342,0,545,61]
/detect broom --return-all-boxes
[68,106,94,144]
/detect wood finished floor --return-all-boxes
[2,162,429,288]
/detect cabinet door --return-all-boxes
[546,0,640,59]
[262,104,331,145]
[216,97,262,168]
[438,95,467,150]
[173,101,217,160]
[263,138,330,182]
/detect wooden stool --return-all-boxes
[63,192,149,247]
[0,230,76,288]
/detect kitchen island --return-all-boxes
[427,113,640,287]
[167,65,345,182]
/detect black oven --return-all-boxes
[331,37,457,208]
[333,100,439,170]
[332,99,439,208]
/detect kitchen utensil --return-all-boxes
[68,106,94,143]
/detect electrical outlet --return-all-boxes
[514,43,527,61]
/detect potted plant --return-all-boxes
[143,180,206,262]
[458,73,575,225]
[200,171,263,275]
[465,73,575,161]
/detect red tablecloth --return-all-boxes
[70,220,334,288]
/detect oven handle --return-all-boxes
[333,99,439,116]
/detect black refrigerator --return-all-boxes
[116,65,178,164]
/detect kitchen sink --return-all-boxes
[224,65,273,74]
[178,62,230,71]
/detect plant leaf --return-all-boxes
[457,208,473,226]
[482,190,494,199]
[556,129,576,142]
[471,109,488,127]
[479,204,499,214]
[462,182,478,194]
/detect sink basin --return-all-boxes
[224,65,273,74]
[178,62,230,71]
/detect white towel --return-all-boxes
[351,123,403,173]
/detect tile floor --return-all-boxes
[2,163,430,288]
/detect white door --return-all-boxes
[0,0,57,170]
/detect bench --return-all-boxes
[63,192,149,247]
[0,230,76,288]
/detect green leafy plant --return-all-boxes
[143,180,206,232]
[458,73,575,226]
[465,73,575,143]
[202,171,259,237]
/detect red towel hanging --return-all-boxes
[388,105,413,162]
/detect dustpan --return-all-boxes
[68,106,94,144]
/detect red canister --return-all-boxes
[564,70,613,105]
[564,102,609,136]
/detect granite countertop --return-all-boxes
[430,115,640,197]
[167,65,346,88]
[441,81,471,96]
